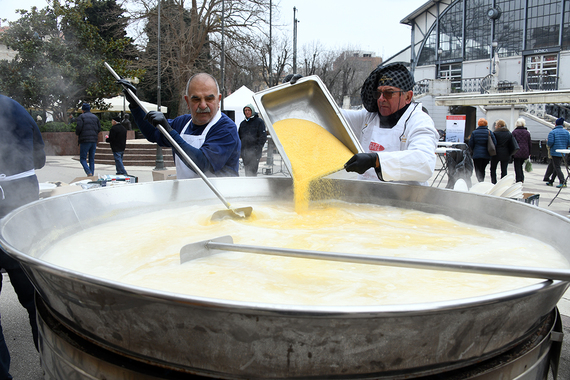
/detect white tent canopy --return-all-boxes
[223,85,255,128]
[99,95,167,114]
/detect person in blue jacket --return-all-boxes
[545,117,570,188]
[468,118,497,182]
[119,73,240,178]
[75,103,101,176]
[0,94,45,379]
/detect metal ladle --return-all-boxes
[104,62,252,221]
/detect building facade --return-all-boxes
[390,0,570,141]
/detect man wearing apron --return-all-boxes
[0,94,45,379]
[342,62,438,185]
[122,73,240,178]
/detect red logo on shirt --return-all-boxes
[369,142,385,151]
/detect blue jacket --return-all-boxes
[0,94,46,177]
[75,111,101,144]
[547,125,570,157]
[131,106,241,177]
[468,126,497,160]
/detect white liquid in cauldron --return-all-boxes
[41,201,569,306]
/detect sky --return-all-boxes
[1,0,428,60]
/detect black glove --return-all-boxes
[144,111,172,132]
[283,74,303,84]
[344,153,378,174]
[116,79,138,106]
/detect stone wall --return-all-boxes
[42,130,136,156]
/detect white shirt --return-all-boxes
[342,103,438,185]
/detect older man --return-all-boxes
[342,62,439,185]
[121,73,241,178]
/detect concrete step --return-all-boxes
[95,141,175,167]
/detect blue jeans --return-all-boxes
[79,142,97,176]
[113,151,127,175]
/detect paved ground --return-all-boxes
[2,151,570,379]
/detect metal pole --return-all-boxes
[221,0,225,111]
[154,0,165,170]
[293,7,297,74]
[269,0,272,86]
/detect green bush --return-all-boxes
[40,120,112,132]
[40,122,75,132]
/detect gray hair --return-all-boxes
[515,117,526,127]
[185,73,220,96]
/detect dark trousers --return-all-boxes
[113,151,127,175]
[79,142,97,176]
[551,156,567,184]
[242,150,261,177]
[490,156,509,184]
[473,158,490,182]
[0,177,40,380]
[513,157,526,183]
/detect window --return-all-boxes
[438,63,463,92]
[495,0,525,56]
[526,0,561,49]
[525,53,558,90]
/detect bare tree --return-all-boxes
[298,43,381,107]
[130,0,271,116]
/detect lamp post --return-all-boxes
[154,0,165,170]
[491,41,498,75]
[293,7,298,74]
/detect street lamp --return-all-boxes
[491,41,498,75]
[154,0,165,170]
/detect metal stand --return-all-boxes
[548,150,570,207]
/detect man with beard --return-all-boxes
[120,73,241,179]
[342,62,439,185]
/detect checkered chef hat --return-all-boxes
[360,62,415,113]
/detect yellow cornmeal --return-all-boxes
[272,118,353,212]
[40,201,570,307]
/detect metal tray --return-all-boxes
[252,76,363,176]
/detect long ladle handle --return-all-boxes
[104,62,233,210]
[205,240,570,282]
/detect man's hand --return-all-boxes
[116,79,138,106]
[344,153,378,174]
[144,111,172,132]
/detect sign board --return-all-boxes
[446,115,466,143]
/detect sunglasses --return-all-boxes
[373,90,404,100]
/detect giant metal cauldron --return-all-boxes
[0,177,568,379]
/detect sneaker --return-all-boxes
[546,182,554,186]
[556,183,567,188]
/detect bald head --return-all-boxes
[185,73,220,96]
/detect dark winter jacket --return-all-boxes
[493,127,513,161]
[468,126,497,160]
[75,111,101,144]
[547,125,570,157]
[512,126,532,159]
[106,122,127,153]
[0,94,46,177]
[239,104,267,158]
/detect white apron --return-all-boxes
[0,169,36,200]
[175,111,221,179]
[361,120,405,181]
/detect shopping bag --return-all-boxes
[524,159,533,172]
[487,131,497,156]
[509,135,520,156]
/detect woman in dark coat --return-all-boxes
[468,118,497,182]
[511,117,532,183]
[490,119,513,184]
